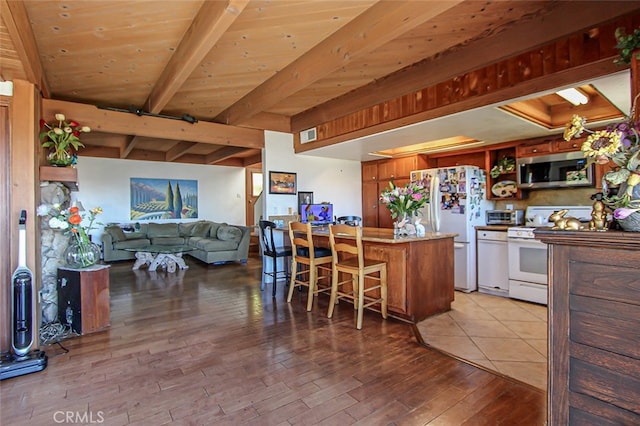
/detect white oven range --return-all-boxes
[507,205,592,305]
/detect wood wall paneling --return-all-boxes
[298,15,640,153]
[8,80,40,350]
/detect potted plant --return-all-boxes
[40,113,90,166]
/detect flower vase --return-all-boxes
[47,150,73,167]
[612,179,640,232]
[394,213,416,237]
[617,212,640,232]
[64,240,101,268]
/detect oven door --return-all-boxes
[507,237,548,285]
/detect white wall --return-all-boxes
[72,157,246,239]
[259,131,362,285]
[68,135,362,243]
[263,131,362,220]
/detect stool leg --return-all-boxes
[260,256,267,291]
[352,274,359,310]
[356,274,365,330]
[272,256,278,298]
[381,266,388,319]
[306,265,316,312]
[287,258,297,303]
[327,267,338,318]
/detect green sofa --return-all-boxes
[101,221,251,264]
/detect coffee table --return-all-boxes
[125,245,194,272]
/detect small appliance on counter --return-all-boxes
[486,209,524,226]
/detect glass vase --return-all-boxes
[47,150,73,167]
[65,241,101,268]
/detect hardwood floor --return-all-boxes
[1,257,546,425]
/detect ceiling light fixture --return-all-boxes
[556,88,589,106]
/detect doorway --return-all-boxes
[245,167,262,227]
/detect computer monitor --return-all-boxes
[300,204,333,226]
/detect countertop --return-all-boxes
[276,226,457,244]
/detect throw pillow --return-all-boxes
[217,225,242,243]
[106,226,127,242]
[190,222,211,238]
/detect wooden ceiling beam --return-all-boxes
[166,141,197,162]
[43,99,264,149]
[215,0,463,126]
[144,0,249,114]
[1,0,49,97]
[205,146,247,164]
[291,1,640,132]
[121,135,138,159]
[243,153,262,167]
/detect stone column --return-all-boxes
[39,182,70,324]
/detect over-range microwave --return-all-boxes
[517,151,594,189]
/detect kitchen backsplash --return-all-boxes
[493,187,597,210]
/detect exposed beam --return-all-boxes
[120,135,137,159]
[1,0,49,97]
[166,141,197,162]
[291,1,640,132]
[144,0,249,114]
[43,99,264,149]
[205,146,247,164]
[236,112,291,133]
[243,153,262,167]
[215,0,463,126]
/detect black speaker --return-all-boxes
[57,269,83,334]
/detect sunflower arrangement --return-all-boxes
[563,95,640,220]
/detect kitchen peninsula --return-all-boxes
[310,227,457,323]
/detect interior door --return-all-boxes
[245,167,262,227]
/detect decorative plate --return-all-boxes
[491,180,517,198]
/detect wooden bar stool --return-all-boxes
[259,220,292,297]
[287,221,333,311]
[328,224,388,329]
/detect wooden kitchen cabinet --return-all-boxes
[361,156,425,228]
[536,230,640,425]
[486,145,522,201]
[362,181,380,227]
[362,161,378,182]
[377,155,426,180]
[516,140,553,157]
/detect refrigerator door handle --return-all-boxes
[429,174,441,232]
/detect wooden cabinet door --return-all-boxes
[554,138,581,153]
[364,243,408,315]
[362,161,378,182]
[377,160,396,180]
[517,140,552,157]
[362,181,379,227]
[394,156,418,178]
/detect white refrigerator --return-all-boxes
[411,166,494,292]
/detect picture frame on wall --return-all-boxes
[298,191,313,207]
[269,171,297,195]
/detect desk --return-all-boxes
[282,227,457,323]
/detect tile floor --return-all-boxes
[416,291,548,390]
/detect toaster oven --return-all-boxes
[486,210,524,226]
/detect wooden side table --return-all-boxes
[57,264,111,335]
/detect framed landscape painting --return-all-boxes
[130,178,198,220]
[269,171,297,195]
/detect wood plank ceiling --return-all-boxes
[2,0,640,167]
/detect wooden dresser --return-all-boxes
[535,230,640,425]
